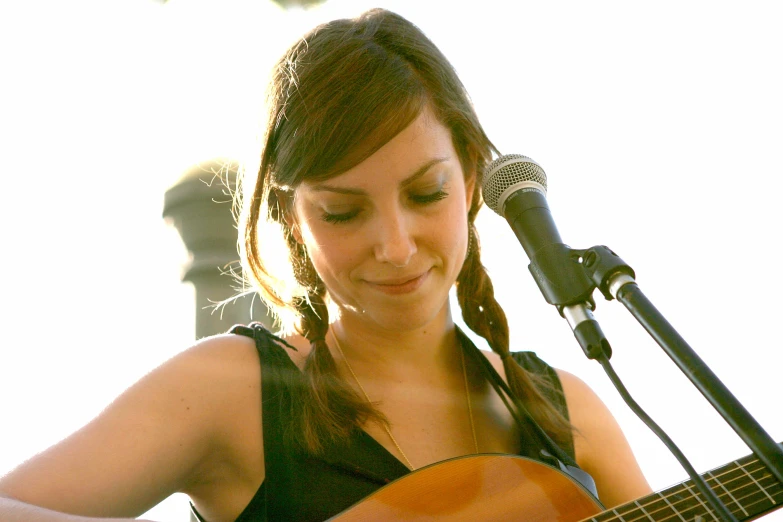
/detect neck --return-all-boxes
[330,304,461,380]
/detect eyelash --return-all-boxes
[321,189,449,224]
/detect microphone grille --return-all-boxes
[482,154,547,213]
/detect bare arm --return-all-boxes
[0,334,261,521]
[0,497,154,522]
[556,369,652,508]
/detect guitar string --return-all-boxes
[590,461,781,522]
[625,459,777,521]
[613,478,781,522]
[617,476,779,522]
[608,470,780,522]
[330,328,479,471]
[591,477,780,522]
[729,479,783,516]
[599,454,771,522]
[655,467,781,521]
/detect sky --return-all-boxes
[1,0,782,521]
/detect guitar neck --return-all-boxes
[589,446,783,522]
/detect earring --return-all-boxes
[465,224,474,263]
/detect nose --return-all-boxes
[373,206,417,267]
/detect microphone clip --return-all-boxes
[527,244,635,361]
[527,243,595,313]
[579,245,636,301]
[528,244,636,310]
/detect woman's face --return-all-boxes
[292,106,475,333]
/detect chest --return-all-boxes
[197,341,534,521]
[360,380,521,470]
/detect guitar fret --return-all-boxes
[614,501,643,521]
[660,490,688,522]
[671,482,712,520]
[608,462,780,522]
[585,444,783,522]
[682,480,718,521]
[713,462,747,498]
[608,489,677,522]
[730,474,774,515]
[706,470,749,518]
[725,469,768,511]
[588,508,617,521]
[735,459,777,505]
[589,500,642,522]
[736,474,782,514]
[634,499,655,521]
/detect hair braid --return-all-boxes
[293,257,385,454]
[456,224,573,449]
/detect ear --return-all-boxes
[276,190,304,244]
[288,217,303,245]
[464,169,477,209]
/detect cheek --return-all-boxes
[301,224,363,281]
[417,207,468,274]
[442,196,470,254]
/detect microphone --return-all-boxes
[482,154,594,306]
[482,154,611,359]
[481,155,558,256]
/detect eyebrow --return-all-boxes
[310,157,450,195]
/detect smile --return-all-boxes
[365,269,431,295]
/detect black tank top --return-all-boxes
[191,323,576,522]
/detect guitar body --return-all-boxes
[329,443,783,521]
[329,454,603,521]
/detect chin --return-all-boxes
[361,299,451,334]
[330,274,455,332]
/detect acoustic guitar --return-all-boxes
[330,444,782,521]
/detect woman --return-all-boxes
[0,8,650,521]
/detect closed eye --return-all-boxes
[320,190,449,225]
[410,189,449,205]
[321,208,360,224]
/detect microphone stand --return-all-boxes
[580,245,783,484]
[527,243,782,522]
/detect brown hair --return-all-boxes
[238,8,572,453]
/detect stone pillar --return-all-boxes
[271,0,326,6]
[163,159,272,338]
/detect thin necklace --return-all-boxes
[330,329,479,471]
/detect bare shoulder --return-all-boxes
[464,350,651,506]
[130,332,264,432]
[552,368,623,440]
[477,349,507,380]
[279,331,312,370]
[552,368,618,449]
[0,332,263,519]
[552,368,652,507]
[552,368,593,404]
[178,332,262,384]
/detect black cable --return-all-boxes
[594,353,738,522]
[458,329,577,468]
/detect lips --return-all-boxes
[371,274,425,285]
[365,269,431,295]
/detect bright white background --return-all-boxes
[1,1,781,521]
